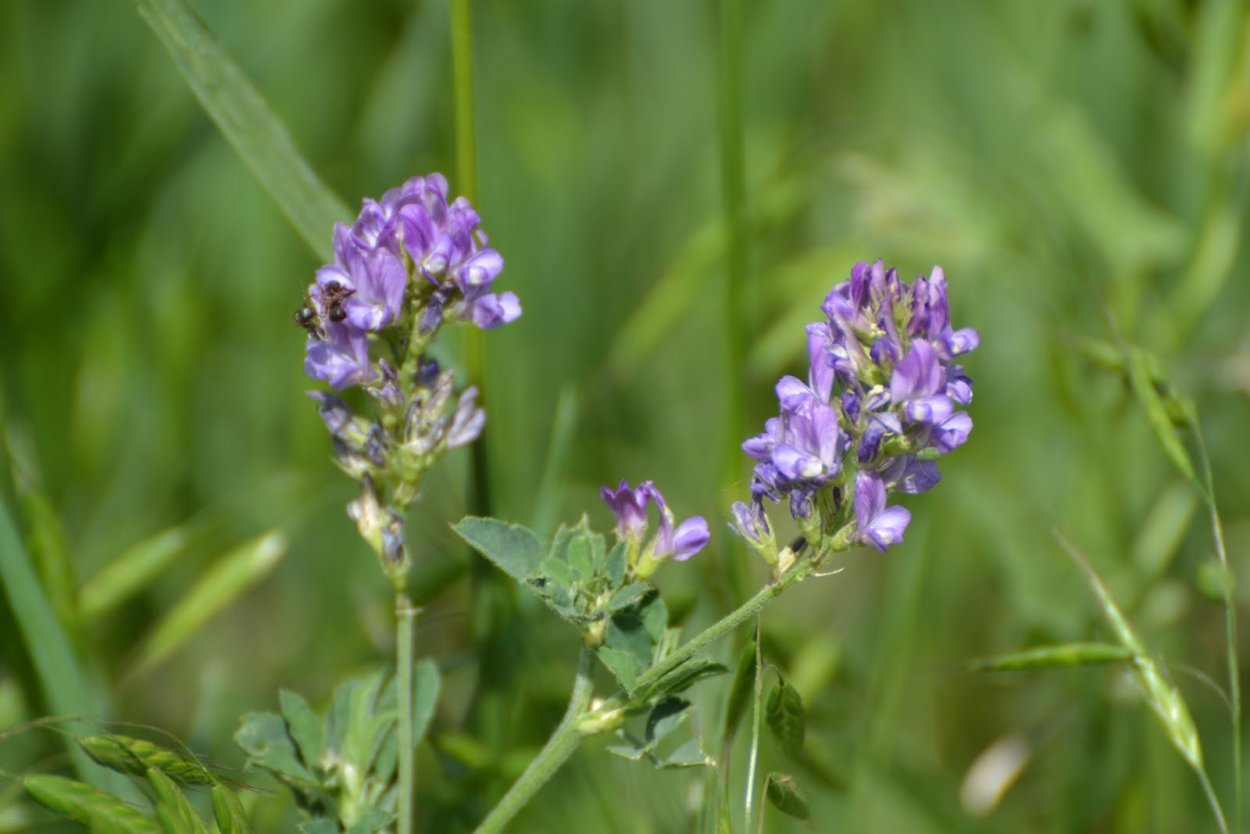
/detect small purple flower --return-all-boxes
[316,225,406,331]
[446,387,486,449]
[304,321,377,390]
[771,395,842,484]
[889,340,953,425]
[649,487,709,562]
[854,472,911,551]
[600,480,654,539]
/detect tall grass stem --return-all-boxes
[450,0,489,517]
[715,0,747,576]
[1196,426,1240,831]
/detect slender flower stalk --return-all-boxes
[396,592,416,834]
[299,174,519,831]
[472,649,595,834]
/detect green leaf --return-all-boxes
[453,517,545,582]
[597,647,641,694]
[658,737,712,769]
[969,642,1134,672]
[279,690,324,770]
[147,767,209,834]
[605,540,626,587]
[133,0,350,259]
[345,809,394,834]
[81,525,192,623]
[211,784,253,834]
[723,640,758,742]
[766,678,806,759]
[413,658,441,745]
[639,657,727,701]
[23,774,162,834]
[0,495,98,782]
[605,583,653,614]
[6,439,81,648]
[566,531,594,582]
[765,773,810,821]
[235,712,317,787]
[135,531,287,673]
[298,821,340,834]
[645,698,691,745]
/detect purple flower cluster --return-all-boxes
[736,260,978,554]
[601,480,711,573]
[303,174,521,390]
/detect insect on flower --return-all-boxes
[320,279,356,323]
[294,298,323,340]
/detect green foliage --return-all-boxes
[132,0,350,259]
[21,733,253,834]
[236,667,434,832]
[765,677,806,761]
[764,773,810,821]
[5,0,1250,830]
[23,774,163,834]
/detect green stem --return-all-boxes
[396,591,417,834]
[715,0,746,493]
[473,648,595,834]
[449,0,489,517]
[635,556,815,696]
[744,617,763,834]
[1198,765,1230,834]
[1196,426,1240,832]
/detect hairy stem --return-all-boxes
[396,591,417,834]
[473,648,595,834]
[635,556,816,696]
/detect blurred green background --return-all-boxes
[3,0,1250,831]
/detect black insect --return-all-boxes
[294,298,323,339]
[321,280,356,324]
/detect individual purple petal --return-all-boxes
[882,455,941,494]
[890,339,944,402]
[465,291,522,329]
[806,324,835,402]
[775,375,813,407]
[946,367,974,405]
[667,517,711,561]
[944,327,979,356]
[455,248,504,288]
[932,411,973,453]
[343,248,407,331]
[854,471,910,551]
[304,322,376,390]
[600,479,653,538]
[902,393,954,425]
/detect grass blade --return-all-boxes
[80,525,192,623]
[23,774,162,834]
[970,642,1132,672]
[0,493,98,783]
[133,0,350,260]
[132,531,287,673]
